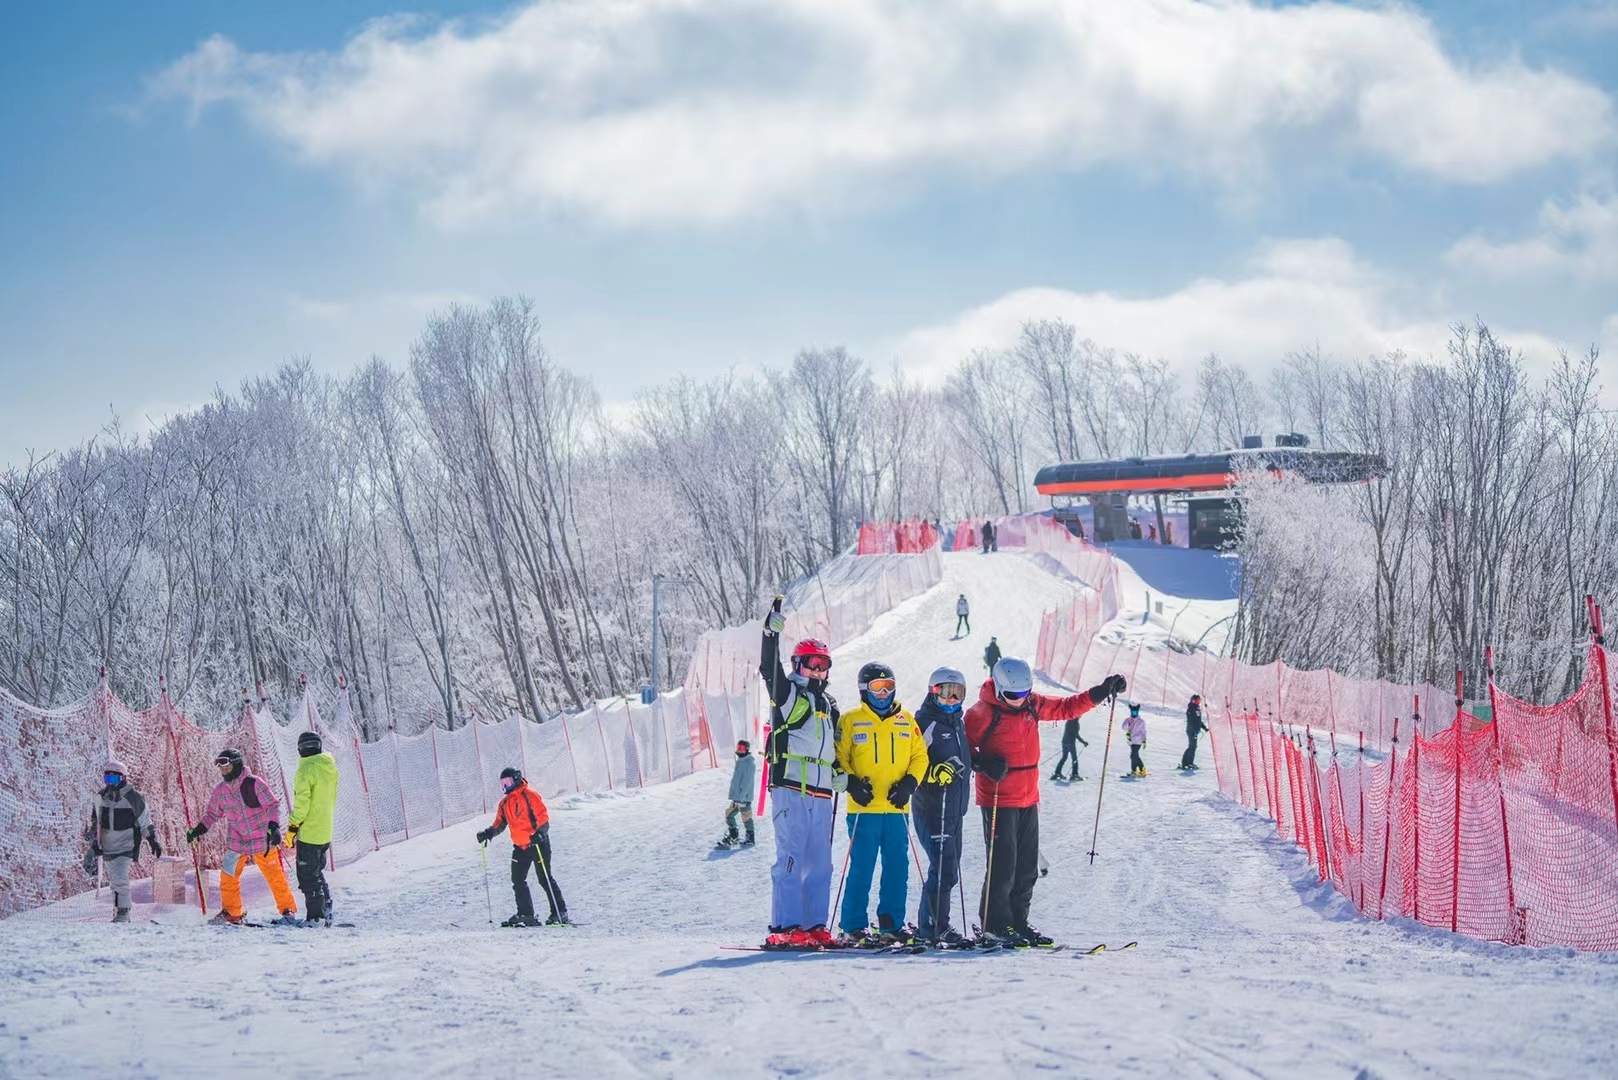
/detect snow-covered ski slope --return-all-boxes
[5,550,1616,1079]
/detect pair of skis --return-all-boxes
[723,939,1138,955]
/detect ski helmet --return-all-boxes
[1190,694,1202,703]
[1127,701,1142,715]
[735,740,750,755]
[499,766,523,792]
[991,657,1034,700]
[927,666,965,691]
[791,638,832,674]
[214,747,245,779]
[297,731,323,757]
[857,661,897,711]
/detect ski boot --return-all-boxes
[1013,925,1055,948]
[209,910,245,926]
[111,908,131,923]
[714,834,740,850]
[763,925,803,950]
[804,925,836,948]
[740,832,756,847]
[270,909,302,926]
[545,912,571,926]
[501,913,541,928]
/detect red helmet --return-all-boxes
[791,638,831,669]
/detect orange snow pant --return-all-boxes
[220,849,298,917]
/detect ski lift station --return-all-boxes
[1033,434,1388,550]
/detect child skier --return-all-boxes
[1051,718,1088,781]
[717,740,757,848]
[1180,695,1209,770]
[186,748,299,925]
[759,596,840,949]
[836,661,928,944]
[83,759,161,922]
[967,658,1126,944]
[285,730,340,925]
[1123,703,1148,777]
[913,666,971,942]
[477,767,569,927]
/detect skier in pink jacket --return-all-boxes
[1122,703,1148,777]
[186,748,299,924]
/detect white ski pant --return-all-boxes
[105,856,133,910]
[770,788,834,930]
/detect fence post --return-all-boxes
[469,709,487,813]
[1244,709,1264,816]
[1484,646,1520,943]
[1451,670,1464,935]
[1357,730,1367,909]
[429,723,446,830]
[164,715,207,917]
[391,727,409,840]
[1412,696,1423,924]
[1585,597,1618,846]
[625,698,645,788]
[595,708,615,791]
[1377,716,1401,920]
[1225,699,1246,805]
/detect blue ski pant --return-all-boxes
[770,788,834,930]
[912,801,964,938]
[839,812,910,934]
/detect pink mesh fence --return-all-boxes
[856,520,941,554]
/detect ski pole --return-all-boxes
[932,825,948,940]
[532,836,563,921]
[832,809,861,932]
[979,780,1001,932]
[1087,695,1121,864]
[905,827,927,887]
[480,842,493,925]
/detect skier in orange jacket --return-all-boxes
[477,767,568,927]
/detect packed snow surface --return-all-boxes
[4,551,1615,1078]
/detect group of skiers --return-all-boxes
[83,730,339,925]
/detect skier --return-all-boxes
[83,759,161,923]
[983,637,1002,673]
[717,740,757,848]
[835,661,928,943]
[1051,718,1088,781]
[185,748,298,926]
[967,658,1126,944]
[759,597,841,949]
[477,766,569,926]
[913,666,971,942]
[1123,702,1148,777]
[981,520,996,554]
[1180,695,1209,770]
[955,594,971,637]
[285,730,340,925]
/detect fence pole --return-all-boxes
[1451,669,1464,935]
[470,710,487,813]
[1377,716,1401,920]
[1484,646,1519,943]
[1225,699,1246,805]
[391,728,410,840]
[429,723,446,830]
[1412,696,1423,924]
[1357,730,1367,909]
[595,708,615,791]
[165,719,207,917]
[625,697,645,788]
[1585,597,1618,846]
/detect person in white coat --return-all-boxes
[1122,702,1148,777]
[954,594,970,637]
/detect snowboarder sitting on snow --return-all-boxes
[1180,695,1209,770]
[836,661,928,944]
[718,740,757,848]
[967,659,1126,945]
[1051,718,1088,782]
[83,758,161,923]
[759,597,841,950]
[1123,703,1148,777]
[285,730,339,925]
[186,748,299,926]
[913,666,972,941]
[477,767,568,927]
[984,637,1001,673]
[955,594,971,637]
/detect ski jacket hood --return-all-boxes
[201,772,282,855]
[837,701,927,814]
[289,752,339,845]
[489,780,550,848]
[964,680,1099,809]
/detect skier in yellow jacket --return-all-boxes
[835,661,928,943]
[285,730,340,926]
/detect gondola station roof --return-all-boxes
[1033,440,1387,497]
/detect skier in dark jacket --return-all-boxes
[1051,718,1087,781]
[912,666,973,941]
[983,637,1002,673]
[1180,695,1210,770]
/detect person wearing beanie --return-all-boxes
[477,767,568,927]
[186,748,299,925]
[83,759,161,922]
[285,730,340,926]
[717,740,757,849]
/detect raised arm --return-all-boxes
[758,597,793,707]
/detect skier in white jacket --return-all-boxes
[1122,703,1148,777]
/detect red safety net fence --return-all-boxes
[856,520,941,554]
[0,672,748,919]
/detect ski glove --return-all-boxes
[82,848,98,878]
[185,823,207,845]
[475,828,494,846]
[926,760,959,786]
[830,770,848,793]
[846,775,875,807]
[147,831,163,859]
[975,755,1009,782]
[1088,674,1127,701]
[266,822,281,853]
[763,596,785,636]
[887,775,918,809]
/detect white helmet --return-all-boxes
[991,657,1034,697]
[928,666,965,689]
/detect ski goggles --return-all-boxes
[796,657,831,674]
[863,678,896,697]
[999,688,1031,703]
[103,772,124,786]
[931,683,966,703]
[500,777,518,793]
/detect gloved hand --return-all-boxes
[475,828,493,845]
[975,755,1009,782]
[830,770,848,793]
[764,596,785,636]
[82,848,98,878]
[926,760,958,786]
[185,823,207,845]
[1088,674,1127,701]
[887,775,918,809]
[147,832,163,859]
[846,775,875,807]
[266,822,281,853]
[284,823,299,849]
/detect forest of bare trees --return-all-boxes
[0,301,1606,729]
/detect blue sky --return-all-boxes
[3,0,1616,467]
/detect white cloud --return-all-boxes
[149,0,1614,226]
[1445,192,1618,282]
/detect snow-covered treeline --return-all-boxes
[1231,322,1608,703]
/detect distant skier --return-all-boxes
[760,597,841,949]
[83,759,161,923]
[186,748,298,926]
[967,659,1126,944]
[1180,695,1209,771]
[913,666,971,941]
[717,740,757,848]
[1123,703,1148,777]
[1051,718,1088,781]
[286,731,340,925]
[983,637,1002,673]
[955,594,971,637]
[981,520,997,553]
[477,767,568,927]
[835,661,927,943]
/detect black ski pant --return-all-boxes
[913,800,964,939]
[512,825,566,920]
[295,841,331,921]
[955,614,970,635]
[1129,744,1145,773]
[1055,738,1082,778]
[1181,732,1200,768]
[979,804,1039,935]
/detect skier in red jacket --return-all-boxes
[965,657,1125,944]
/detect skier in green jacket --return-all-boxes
[286,730,340,925]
